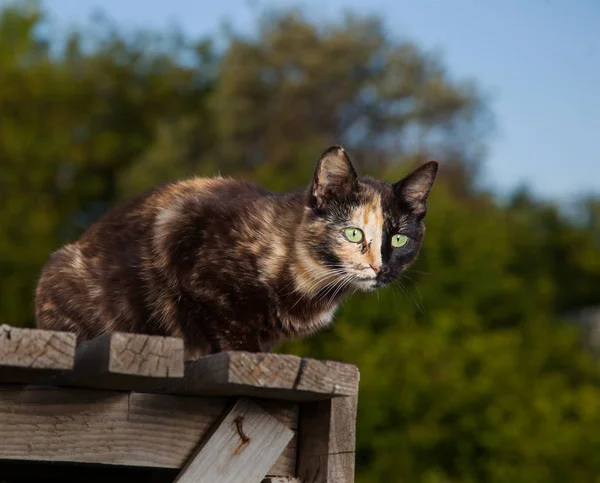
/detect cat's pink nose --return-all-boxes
[370,264,381,274]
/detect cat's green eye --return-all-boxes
[344,227,364,243]
[391,234,408,248]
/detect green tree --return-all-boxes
[210,10,491,191]
[0,2,215,326]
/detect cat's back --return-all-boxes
[146,176,291,282]
[80,176,265,244]
[142,176,275,254]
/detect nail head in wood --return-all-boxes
[174,397,294,483]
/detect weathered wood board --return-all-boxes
[174,398,294,483]
[297,395,358,482]
[1,328,359,403]
[51,332,184,390]
[261,478,302,483]
[0,386,298,476]
[0,328,359,481]
[0,325,76,383]
[158,351,360,401]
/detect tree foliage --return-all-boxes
[0,2,214,325]
[2,3,600,481]
[211,11,490,189]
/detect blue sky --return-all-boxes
[22,0,600,201]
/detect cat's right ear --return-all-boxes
[310,145,358,211]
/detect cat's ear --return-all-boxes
[394,160,438,216]
[310,145,358,210]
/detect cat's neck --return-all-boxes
[256,191,346,336]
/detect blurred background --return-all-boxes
[1,0,600,481]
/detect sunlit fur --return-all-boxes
[35,145,437,358]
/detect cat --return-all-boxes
[35,145,438,359]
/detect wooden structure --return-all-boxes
[0,325,359,482]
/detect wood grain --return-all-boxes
[296,395,358,482]
[158,351,359,401]
[52,332,184,390]
[174,398,294,483]
[261,478,302,483]
[107,332,184,377]
[0,385,297,476]
[0,325,76,383]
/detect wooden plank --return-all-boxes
[257,400,299,476]
[52,332,184,390]
[296,395,358,483]
[174,398,294,483]
[0,385,298,476]
[0,325,76,383]
[157,351,359,401]
[262,478,302,483]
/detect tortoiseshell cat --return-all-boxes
[36,146,437,359]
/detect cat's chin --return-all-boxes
[353,278,379,292]
[356,278,395,292]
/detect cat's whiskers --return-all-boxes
[289,256,348,289]
[288,269,347,310]
[336,274,360,299]
[295,273,343,299]
[392,280,409,304]
[400,274,426,314]
[314,278,342,304]
[290,267,354,310]
[408,269,431,276]
[279,264,347,297]
[316,271,352,298]
[288,267,345,293]
[306,270,347,293]
[278,263,345,290]
[393,278,426,314]
[317,273,356,304]
[330,275,354,301]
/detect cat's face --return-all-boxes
[299,145,437,293]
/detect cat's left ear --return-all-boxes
[310,145,358,210]
[394,160,438,216]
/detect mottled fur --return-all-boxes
[36,146,438,359]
